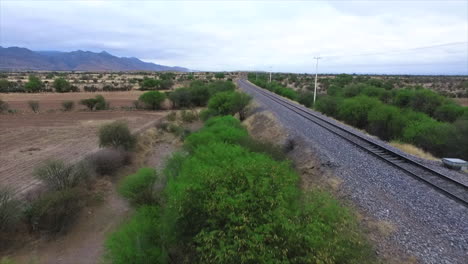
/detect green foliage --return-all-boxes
[34,160,91,191]
[53,77,72,93]
[367,104,405,140]
[297,91,315,107]
[214,72,225,79]
[180,110,198,123]
[338,96,380,129]
[207,91,252,120]
[95,95,109,110]
[27,100,39,113]
[434,102,464,122]
[315,95,341,116]
[119,168,160,206]
[0,187,21,231]
[141,77,173,90]
[24,75,43,92]
[98,121,136,151]
[166,111,177,121]
[80,98,98,110]
[62,100,74,111]
[105,206,167,264]
[139,91,166,110]
[25,188,83,233]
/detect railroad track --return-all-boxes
[239,79,468,207]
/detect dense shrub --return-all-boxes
[34,160,92,191]
[80,98,98,110]
[166,111,177,121]
[238,137,287,161]
[207,91,251,120]
[105,206,166,264]
[180,110,198,123]
[118,168,160,206]
[24,75,43,93]
[0,187,21,232]
[27,100,39,113]
[139,91,166,110]
[169,88,193,108]
[297,91,315,107]
[402,119,456,156]
[25,188,83,233]
[367,104,405,140]
[61,100,74,111]
[338,96,380,129]
[53,77,72,92]
[98,121,136,151]
[87,148,129,176]
[433,102,464,122]
[315,95,341,116]
[95,95,109,110]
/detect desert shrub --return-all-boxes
[166,111,177,121]
[184,116,248,151]
[24,75,43,93]
[0,99,9,113]
[297,91,315,107]
[207,80,235,94]
[180,110,198,123]
[61,100,74,111]
[118,168,160,206]
[393,89,415,108]
[139,91,166,110]
[410,89,444,116]
[207,91,251,120]
[27,100,39,113]
[0,187,21,231]
[214,72,225,79]
[25,188,83,233]
[367,104,405,140]
[87,148,129,176]
[274,86,298,100]
[162,151,188,179]
[34,160,92,191]
[53,77,72,92]
[98,121,136,151]
[342,83,365,97]
[95,95,109,110]
[433,103,464,123]
[166,124,191,139]
[80,98,98,110]
[105,206,167,264]
[338,96,380,128]
[199,108,216,121]
[315,95,341,116]
[169,87,192,108]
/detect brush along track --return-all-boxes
[238,79,468,207]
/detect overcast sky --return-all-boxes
[1,0,467,74]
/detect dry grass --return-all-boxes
[243,111,289,146]
[389,141,438,161]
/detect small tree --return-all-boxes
[28,100,40,113]
[24,75,43,93]
[99,121,136,151]
[53,77,71,93]
[214,72,225,79]
[139,91,166,110]
[207,91,252,120]
[95,95,109,110]
[80,98,98,110]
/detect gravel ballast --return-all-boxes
[238,80,468,264]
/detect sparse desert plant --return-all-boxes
[180,110,198,123]
[118,168,160,206]
[98,121,136,151]
[34,160,92,191]
[0,187,22,232]
[87,148,129,176]
[25,188,83,233]
[62,100,74,111]
[166,111,177,121]
[27,100,39,113]
[0,99,9,113]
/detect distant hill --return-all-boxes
[0,46,189,72]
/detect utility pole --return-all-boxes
[313,56,322,107]
[269,66,272,83]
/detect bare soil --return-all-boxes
[1,91,146,112]
[454,98,468,107]
[0,110,165,196]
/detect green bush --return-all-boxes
[80,98,98,110]
[315,95,341,116]
[162,151,188,179]
[62,100,74,111]
[53,77,72,93]
[180,110,198,123]
[27,100,39,113]
[139,91,166,110]
[297,91,315,107]
[338,96,380,129]
[98,121,136,151]
[0,187,21,231]
[119,168,160,206]
[25,188,83,233]
[24,75,43,93]
[238,137,287,161]
[367,104,405,140]
[95,95,109,110]
[434,103,464,123]
[207,91,251,120]
[34,160,91,191]
[105,206,167,264]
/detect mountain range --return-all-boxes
[0,46,189,72]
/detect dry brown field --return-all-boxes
[0,110,165,195]
[1,91,146,112]
[454,98,468,106]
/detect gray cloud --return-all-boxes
[0,0,467,74]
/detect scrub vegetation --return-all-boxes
[249,73,468,160]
